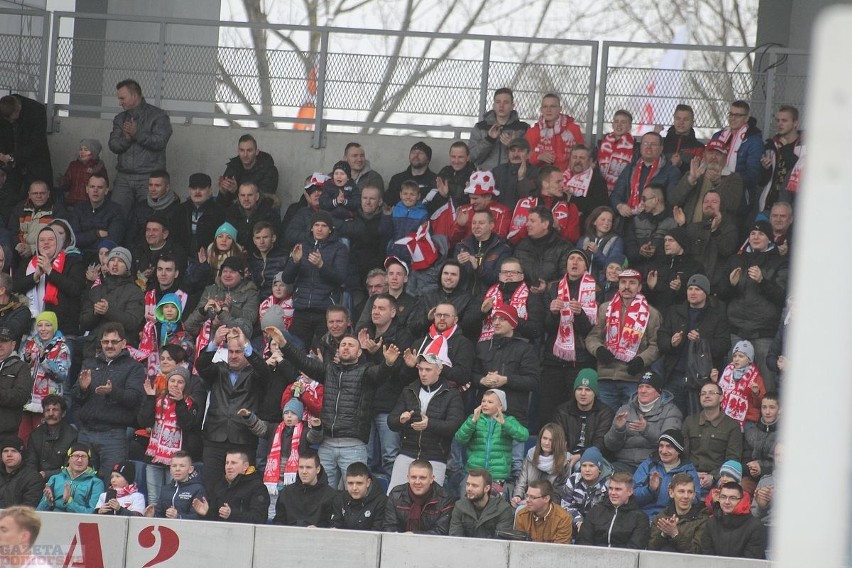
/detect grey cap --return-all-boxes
[107,247,132,270]
[686,273,711,296]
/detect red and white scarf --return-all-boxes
[264,421,303,490]
[718,363,761,429]
[627,158,661,209]
[259,295,294,330]
[534,114,579,154]
[563,166,594,197]
[133,290,189,376]
[146,395,193,464]
[22,335,70,409]
[598,133,635,191]
[552,273,597,361]
[715,125,749,175]
[423,323,457,367]
[25,250,66,314]
[604,293,650,362]
[479,283,529,341]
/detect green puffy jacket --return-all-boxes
[455,414,529,481]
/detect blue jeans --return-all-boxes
[78,428,129,484]
[146,463,173,508]
[597,380,639,411]
[366,413,400,477]
[318,442,368,490]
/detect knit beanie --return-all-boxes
[485,389,507,412]
[112,461,136,484]
[687,274,711,296]
[573,368,599,395]
[215,222,238,242]
[283,398,304,418]
[0,436,24,454]
[659,429,685,455]
[719,460,743,483]
[167,366,191,383]
[35,311,58,331]
[638,370,665,394]
[80,138,102,159]
[311,210,334,229]
[733,340,754,362]
[107,247,132,271]
[260,305,286,335]
[580,446,603,469]
[332,160,352,178]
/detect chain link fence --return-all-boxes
[0,7,49,97]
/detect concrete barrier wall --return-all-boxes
[33,511,770,568]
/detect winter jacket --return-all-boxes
[514,502,573,543]
[329,480,388,531]
[750,474,774,527]
[79,273,145,354]
[662,126,705,175]
[0,95,53,184]
[0,463,44,508]
[493,161,538,209]
[71,197,125,253]
[360,321,413,413]
[381,201,428,247]
[181,197,227,254]
[14,252,85,337]
[624,209,678,272]
[274,472,337,527]
[683,216,739,293]
[184,277,259,338]
[632,456,701,517]
[407,331,476,391]
[454,234,512,293]
[249,245,289,298]
[409,284,480,339]
[682,411,743,479]
[8,198,67,256]
[37,467,105,513]
[712,119,764,196]
[384,482,454,534]
[280,342,390,443]
[477,280,546,343]
[604,391,683,471]
[611,159,682,208]
[109,98,172,175]
[94,489,145,516]
[281,234,348,312]
[560,471,610,528]
[701,508,766,559]
[525,117,585,171]
[449,490,515,538]
[648,502,709,553]
[72,349,145,430]
[552,399,615,457]
[743,419,778,477]
[320,179,360,221]
[21,331,70,411]
[136,393,204,464]
[541,277,597,368]
[219,151,279,204]
[512,448,571,500]
[513,229,572,287]
[575,234,625,284]
[385,167,438,206]
[643,254,705,313]
[336,208,386,294]
[353,162,385,193]
[25,420,77,479]
[670,172,743,221]
[473,335,539,424]
[469,110,530,171]
[455,413,530,481]
[356,291,417,332]
[0,298,32,348]
[155,470,206,519]
[585,299,662,383]
[196,344,271,446]
[225,196,282,255]
[575,495,650,549]
[388,379,465,463]
[204,468,269,524]
[721,247,788,339]
[0,354,32,435]
[127,196,188,253]
[658,299,731,380]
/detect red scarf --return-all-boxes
[598,132,635,191]
[534,114,579,154]
[115,483,139,498]
[146,395,194,464]
[715,125,748,174]
[552,273,597,361]
[718,363,764,429]
[604,293,650,362]
[627,158,661,209]
[563,166,594,197]
[264,421,303,487]
[26,250,66,305]
[479,283,529,341]
[423,323,457,367]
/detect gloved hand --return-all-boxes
[596,347,616,365]
[627,357,645,375]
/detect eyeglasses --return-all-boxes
[100,339,124,345]
[641,195,656,202]
[728,112,748,117]
[719,495,742,502]
[434,313,456,319]
[499,270,523,276]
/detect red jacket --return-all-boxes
[525,118,586,171]
[61,159,109,206]
[508,196,580,245]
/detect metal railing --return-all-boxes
[0,6,50,99]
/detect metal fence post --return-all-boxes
[595,42,610,143]
[44,12,61,133]
[37,11,51,104]
[312,30,329,149]
[763,51,778,132]
[156,20,167,107]
[585,42,599,144]
[478,39,492,121]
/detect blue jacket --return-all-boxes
[37,467,105,513]
[155,470,206,519]
[713,118,764,196]
[632,456,700,517]
[71,197,125,253]
[281,234,348,312]
[610,159,682,208]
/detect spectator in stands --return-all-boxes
[436,141,476,204]
[647,472,709,553]
[743,392,779,488]
[682,382,743,497]
[317,305,352,362]
[514,478,572,543]
[657,274,730,416]
[10,181,67,260]
[575,472,649,549]
[217,134,279,208]
[128,170,187,252]
[768,201,794,257]
[95,461,145,516]
[469,88,530,172]
[405,301,475,389]
[184,222,247,291]
[0,436,43,508]
[711,340,766,430]
[526,93,585,171]
[751,443,780,549]
[61,139,109,207]
[455,209,511,293]
[563,144,609,220]
[225,181,281,256]
[384,459,454,534]
[329,461,387,531]
[408,261,479,338]
[283,174,326,248]
[576,206,624,285]
[108,79,172,218]
[447,171,511,246]
[387,353,465,488]
[344,142,385,193]
[450,468,514,538]
[70,174,124,259]
[338,185,387,310]
[586,269,661,410]
[194,449,269,524]
[0,325,31,438]
[493,137,537,209]
[145,451,205,519]
[508,164,580,246]
[632,430,700,518]
[189,255,259,350]
[182,173,226,256]
[561,446,612,533]
[386,142,437,205]
[248,220,288,299]
[597,109,639,194]
[382,180,428,260]
[478,256,544,343]
[662,104,705,176]
[701,481,765,559]
[670,139,743,223]
[131,216,187,285]
[25,394,77,481]
[758,106,803,212]
[321,160,360,221]
[195,325,270,486]
[643,227,705,314]
[19,311,70,442]
[712,100,763,217]
[514,206,572,295]
[37,442,104,514]
[354,269,387,326]
[604,371,683,473]
[0,94,53,191]
[624,184,677,274]
[0,274,30,347]
[552,369,615,470]
[511,424,571,507]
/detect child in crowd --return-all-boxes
[597,255,627,304]
[561,446,613,533]
[743,392,780,491]
[61,139,108,206]
[711,340,766,430]
[86,238,117,285]
[454,389,529,491]
[132,293,194,376]
[512,423,571,507]
[19,311,71,442]
[381,180,429,259]
[705,460,752,515]
[95,461,145,516]
[145,451,206,520]
[258,273,294,332]
[321,160,360,220]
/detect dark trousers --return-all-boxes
[289,309,328,350]
[538,363,586,426]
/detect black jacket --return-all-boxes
[218,151,280,206]
[0,463,44,508]
[72,349,146,431]
[473,281,546,342]
[13,253,86,336]
[552,399,615,456]
[225,195,282,255]
[360,321,414,413]
[0,95,53,184]
[514,229,572,286]
[71,197,126,254]
[25,420,78,479]
[455,234,512,295]
[274,472,337,527]
[409,285,480,339]
[473,335,539,424]
[0,298,31,349]
[137,394,204,463]
[336,209,386,294]
[128,197,188,253]
[329,480,388,531]
[182,197,227,255]
[385,167,438,205]
[407,331,475,390]
[281,234,348,312]
[575,496,650,549]
[384,482,454,534]
[204,469,269,524]
[542,277,596,367]
[79,272,145,355]
[0,354,31,435]
[388,379,465,463]
[643,254,705,313]
[720,248,788,338]
[658,299,731,378]
[701,509,766,559]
